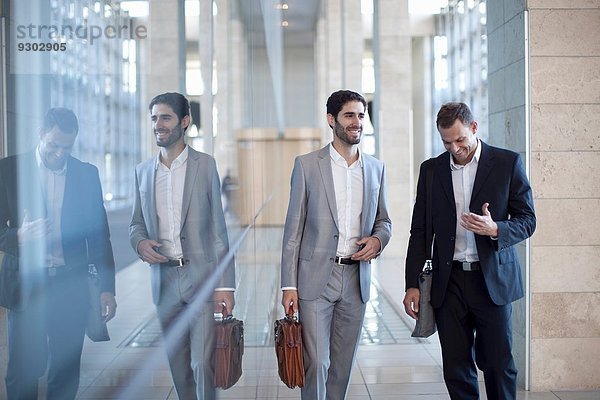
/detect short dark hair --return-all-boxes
[43,107,78,135]
[436,102,474,129]
[149,92,191,122]
[326,90,367,118]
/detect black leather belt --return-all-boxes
[452,261,480,271]
[334,256,359,265]
[160,258,186,267]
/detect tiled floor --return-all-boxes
[73,227,600,400]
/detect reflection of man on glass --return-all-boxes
[129,92,235,400]
[281,90,392,399]
[0,108,117,399]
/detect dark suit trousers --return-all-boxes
[5,270,88,400]
[434,268,517,400]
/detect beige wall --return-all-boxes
[527,0,600,391]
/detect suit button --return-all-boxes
[329,258,334,263]
[181,236,186,241]
[334,235,338,240]
[450,236,454,241]
[446,261,451,265]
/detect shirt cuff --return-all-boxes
[281,287,297,291]
[215,287,235,291]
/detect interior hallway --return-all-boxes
[73,223,600,400]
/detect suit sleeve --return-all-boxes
[370,164,392,252]
[129,167,149,255]
[495,154,536,249]
[208,158,235,289]
[404,160,430,290]
[280,157,308,289]
[85,165,116,295]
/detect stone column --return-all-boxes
[375,0,412,259]
[317,0,364,143]
[369,0,412,310]
[213,0,241,176]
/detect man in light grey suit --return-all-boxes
[281,90,392,400]
[129,92,235,400]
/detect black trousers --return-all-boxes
[5,269,89,400]
[435,268,517,400]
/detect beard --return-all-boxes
[333,120,361,145]
[155,123,184,148]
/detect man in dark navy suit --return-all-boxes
[0,108,116,399]
[403,102,536,400]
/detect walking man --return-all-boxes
[404,102,536,399]
[0,107,116,399]
[281,90,392,400]
[130,92,235,400]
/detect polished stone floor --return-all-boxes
[72,227,600,399]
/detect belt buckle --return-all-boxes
[334,257,344,265]
[176,258,185,267]
[462,262,474,271]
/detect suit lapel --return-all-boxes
[180,149,198,231]
[437,152,455,207]
[470,141,494,207]
[317,146,339,230]
[360,156,372,233]
[145,160,158,236]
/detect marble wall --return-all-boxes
[527,0,600,390]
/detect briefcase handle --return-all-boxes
[285,306,298,322]
[218,304,234,321]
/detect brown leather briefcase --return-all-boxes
[274,309,304,388]
[213,315,244,389]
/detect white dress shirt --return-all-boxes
[450,140,482,262]
[155,146,188,260]
[36,146,66,267]
[329,143,364,257]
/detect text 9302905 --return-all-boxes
[17,42,67,51]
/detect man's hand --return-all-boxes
[281,290,298,315]
[100,292,117,323]
[17,209,49,244]
[137,239,168,264]
[213,291,235,316]
[403,288,421,320]
[460,202,498,238]
[351,236,382,261]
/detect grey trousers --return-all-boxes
[298,264,366,400]
[156,266,215,400]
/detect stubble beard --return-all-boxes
[156,124,184,148]
[334,120,361,146]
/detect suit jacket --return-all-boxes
[129,147,234,305]
[281,145,392,303]
[0,150,116,308]
[405,141,536,307]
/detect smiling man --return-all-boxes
[0,107,116,399]
[403,102,536,400]
[129,92,234,400]
[280,90,392,400]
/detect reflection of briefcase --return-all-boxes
[213,315,244,389]
[274,309,304,388]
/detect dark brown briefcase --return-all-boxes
[274,309,304,388]
[213,315,244,389]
